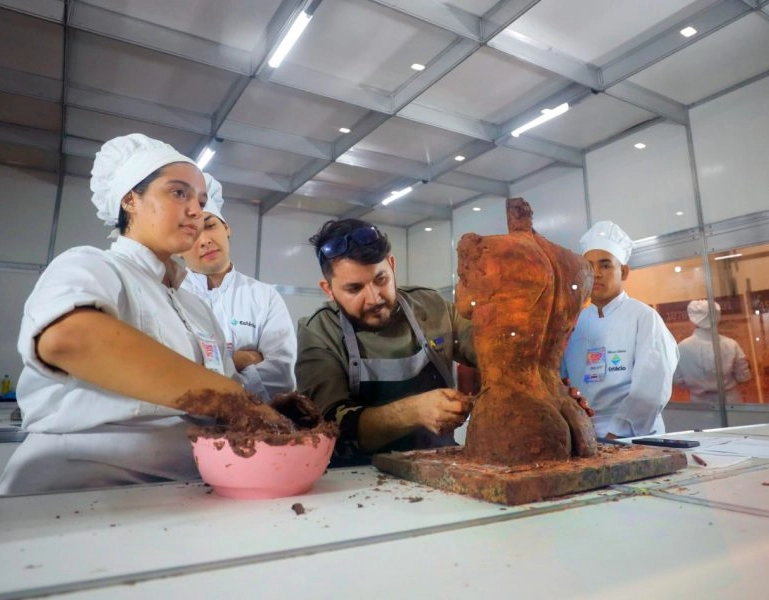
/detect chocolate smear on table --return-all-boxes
[183,389,338,458]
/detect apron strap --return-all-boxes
[396,294,455,389]
[340,293,455,397]
[340,311,363,397]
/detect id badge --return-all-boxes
[584,346,606,383]
[196,333,225,375]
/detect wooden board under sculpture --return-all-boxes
[373,198,686,506]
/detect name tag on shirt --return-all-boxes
[196,332,225,375]
[584,346,606,383]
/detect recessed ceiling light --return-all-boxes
[674,266,682,273]
[424,227,433,232]
[634,143,646,149]
[454,155,465,162]
[338,127,350,134]
[680,26,697,38]
[472,207,481,212]
[675,211,684,216]
[411,63,425,71]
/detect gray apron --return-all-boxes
[337,294,456,465]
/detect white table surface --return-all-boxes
[1,425,768,599]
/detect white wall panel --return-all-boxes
[586,122,697,240]
[259,207,408,301]
[259,209,333,288]
[690,76,769,224]
[219,200,259,279]
[283,293,327,328]
[53,175,110,256]
[407,221,452,290]
[0,271,38,385]
[0,166,57,264]
[512,167,588,253]
[452,195,507,240]
[451,195,506,279]
[273,210,408,325]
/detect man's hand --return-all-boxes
[357,388,473,453]
[413,388,473,435]
[233,349,264,371]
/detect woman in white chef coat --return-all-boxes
[0,133,275,495]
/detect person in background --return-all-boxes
[0,133,281,495]
[180,174,296,401]
[561,221,679,439]
[296,218,476,466]
[674,299,752,403]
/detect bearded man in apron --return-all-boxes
[296,219,477,466]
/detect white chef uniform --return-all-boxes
[674,300,751,403]
[0,236,236,494]
[183,269,297,401]
[562,291,679,437]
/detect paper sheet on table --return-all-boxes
[693,437,769,459]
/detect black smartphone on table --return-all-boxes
[631,438,700,448]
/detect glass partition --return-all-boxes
[622,244,768,407]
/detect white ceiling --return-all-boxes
[0,0,768,228]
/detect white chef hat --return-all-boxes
[579,221,633,265]
[687,299,721,329]
[202,172,226,224]
[90,133,195,227]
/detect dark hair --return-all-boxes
[117,167,165,234]
[310,218,391,279]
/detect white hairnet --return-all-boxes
[579,221,633,265]
[90,133,195,226]
[687,299,721,329]
[202,172,226,224]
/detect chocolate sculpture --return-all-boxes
[456,198,597,464]
[373,198,687,506]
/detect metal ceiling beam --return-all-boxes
[0,66,61,103]
[428,139,497,178]
[67,85,211,134]
[0,0,63,21]
[366,0,481,40]
[258,111,391,214]
[262,63,393,113]
[604,81,688,125]
[391,38,479,109]
[335,148,429,180]
[583,117,664,154]
[67,1,252,74]
[600,0,754,86]
[257,0,544,220]
[397,103,497,140]
[481,0,542,40]
[217,120,332,160]
[368,0,541,43]
[0,122,59,150]
[211,164,291,193]
[290,178,450,220]
[497,135,583,167]
[487,33,601,89]
[434,171,508,196]
[508,164,581,197]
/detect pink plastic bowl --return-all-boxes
[191,434,335,499]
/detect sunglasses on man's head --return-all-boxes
[317,226,381,260]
